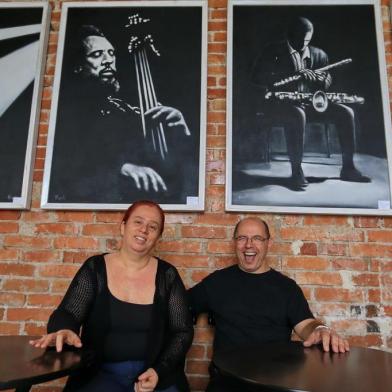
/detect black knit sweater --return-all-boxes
[47,254,193,391]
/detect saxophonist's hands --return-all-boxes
[299,69,328,83]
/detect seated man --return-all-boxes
[252,16,369,190]
[189,217,349,392]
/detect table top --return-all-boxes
[0,335,94,391]
[214,341,392,392]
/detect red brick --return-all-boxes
[82,224,119,236]
[163,255,210,268]
[0,293,26,306]
[157,241,201,253]
[209,0,227,8]
[207,88,226,99]
[186,360,210,374]
[348,335,383,347]
[0,322,20,335]
[188,375,209,392]
[24,323,47,336]
[207,241,234,254]
[299,242,318,255]
[4,235,52,248]
[96,212,123,223]
[354,217,381,228]
[7,308,52,322]
[368,230,392,242]
[55,211,94,223]
[54,237,99,250]
[181,226,227,239]
[0,263,35,276]
[294,272,342,286]
[35,223,77,235]
[319,243,348,256]
[38,264,79,278]
[51,279,72,293]
[2,279,49,292]
[191,270,214,283]
[27,294,63,307]
[284,256,329,270]
[368,289,381,302]
[206,185,225,197]
[23,250,61,263]
[350,243,392,258]
[303,216,349,225]
[207,135,225,148]
[314,287,364,302]
[187,344,206,360]
[214,255,236,268]
[210,9,227,19]
[0,211,21,220]
[0,222,19,233]
[22,211,51,222]
[193,327,214,344]
[0,249,19,261]
[352,273,380,287]
[63,252,95,263]
[331,258,368,271]
[208,21,226,31]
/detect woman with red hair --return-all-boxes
[31,200,193,392]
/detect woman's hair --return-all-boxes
[122,200,165,235]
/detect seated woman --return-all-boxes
[30,200,193,392]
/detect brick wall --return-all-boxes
[1,0,392,391]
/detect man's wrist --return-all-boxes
[314,325,331,332]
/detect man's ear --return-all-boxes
[267,238,274,251]
[120,221,125,236]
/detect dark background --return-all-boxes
[0,7,43,203]
[231,4,388,165]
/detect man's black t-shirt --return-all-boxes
[189,265,313,353]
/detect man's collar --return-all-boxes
[287,41,311,59]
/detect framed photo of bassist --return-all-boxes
[41,1,207,211]
[226,0,392,215]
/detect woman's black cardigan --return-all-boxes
[47,254,193,391]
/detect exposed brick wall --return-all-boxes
[0,0,391,391]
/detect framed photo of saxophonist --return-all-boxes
[0,2,50,209]
[41,1,207,211]
[226,0,392,215]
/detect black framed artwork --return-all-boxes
[226,0,392,215]
[42,1,207,211]
[0,2,50,209]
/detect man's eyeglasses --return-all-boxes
[234,235,269,244]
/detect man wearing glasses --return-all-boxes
[189,217,349,392]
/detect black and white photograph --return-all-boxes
[226,0,392,215]
[42,1,207,211]
[0,2,49,209]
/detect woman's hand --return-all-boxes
[134,368,158,392]
[29,329,82,352]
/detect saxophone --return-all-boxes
[265,91,365,112]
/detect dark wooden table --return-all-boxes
[214,341,392,392]
[0,335,94,392]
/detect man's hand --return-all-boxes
[145,105,191,136]
[134,368,158,392]
[303,326,350,353]
[121,163,167,192]
[295,318,349,353]
[29,330,82,352]
[299,69,328,83]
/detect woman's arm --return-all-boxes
[47,259,96,333]
[151,268,194,381]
